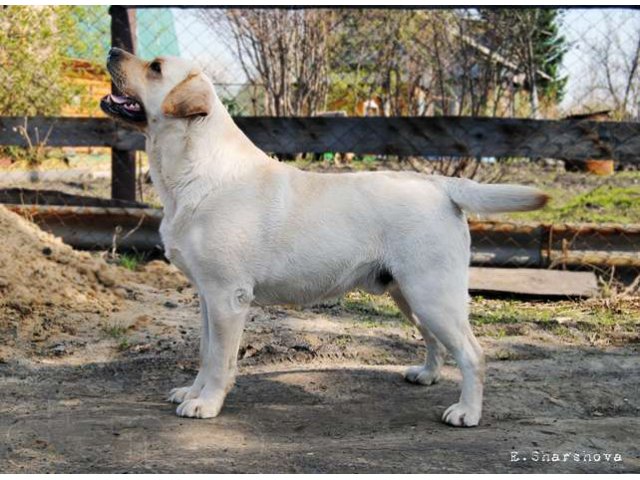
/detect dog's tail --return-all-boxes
[440,177,549,214]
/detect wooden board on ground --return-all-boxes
[469,267,599,297]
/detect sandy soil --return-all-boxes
[0,205,639,473]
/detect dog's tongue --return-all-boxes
[109,94,129,104]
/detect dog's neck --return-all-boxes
[145,98,272,219]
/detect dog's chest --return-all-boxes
[159,218,190,275]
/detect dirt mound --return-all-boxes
[133,260,190,291]
[0,205,125,355]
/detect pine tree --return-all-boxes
[479,8,568,106]
[531,9,568,103]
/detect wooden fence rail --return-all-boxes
[1,116,639,162]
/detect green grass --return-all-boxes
[340,291,401,319]
[334,334,353,347]
[471,296,639,339]
[103,322,133,351]
[117,252,147,271]
[102,324,127,338]
[470,298,568,325]
[358,317,388,329]
[336,291,638,343]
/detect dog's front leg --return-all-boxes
[168,291,210,404]
[175,286,250,419]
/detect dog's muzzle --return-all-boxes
[100,48,147,124]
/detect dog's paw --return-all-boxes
[168,386,199,404]
[442,402,481,427]
[404,365,441,386]
[176,395,224,419]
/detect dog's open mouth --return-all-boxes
[100,94,147,124]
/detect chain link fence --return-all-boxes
[159,7,640,120]
[3,7,640,120]
[0,6,639,278]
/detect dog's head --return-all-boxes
[100,48,214,129]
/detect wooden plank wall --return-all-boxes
[1,116,639,162]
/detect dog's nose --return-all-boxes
[107,47,124,63]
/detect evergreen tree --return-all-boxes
[479,8,568,105]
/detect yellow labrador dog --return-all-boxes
[101,47,548,427]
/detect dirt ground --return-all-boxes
[1,273,638,472]
[1,287,639,473]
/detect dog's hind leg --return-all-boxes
[389,285,446,386]
[168,291,210,404]
[175,285,250,419]
[398,275,484,427]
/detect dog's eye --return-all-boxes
[149,61,162,74]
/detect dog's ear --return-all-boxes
[161,73,212,118]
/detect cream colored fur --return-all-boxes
[105,49,548,427]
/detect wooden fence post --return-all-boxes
[109,6,137,202]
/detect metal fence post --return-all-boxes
[109,6,137,202]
